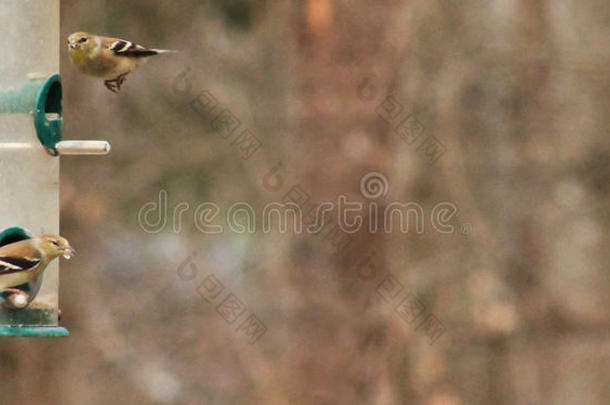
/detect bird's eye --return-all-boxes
[52,240,60,247]
[79,37,87,43]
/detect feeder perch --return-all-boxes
[0,0,109,336]
[0,73,112,156]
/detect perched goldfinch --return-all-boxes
[67,32,175,93]
[0,235,75,295]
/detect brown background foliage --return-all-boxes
[1,0,608,404]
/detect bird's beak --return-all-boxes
[62,245,76,259]
[69,41,78,49]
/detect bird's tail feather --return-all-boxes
[152,49,178,54]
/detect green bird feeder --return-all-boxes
[0,0,110,337]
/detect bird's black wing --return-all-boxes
[109,40,158,57]
[0,256,40,275]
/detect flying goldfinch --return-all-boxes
[67,32,175,93]
[0,235,75,297]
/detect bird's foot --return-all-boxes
[104,73,128,93]
[116,73,127,86]
[104,79,120,93]
[2,287,26,295]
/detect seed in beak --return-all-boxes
[63,246,76,259]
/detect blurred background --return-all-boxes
[2,0,609,404]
